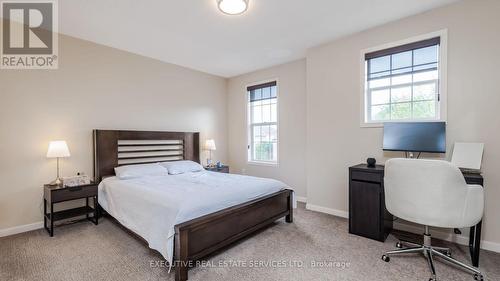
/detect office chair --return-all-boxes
[382,158,484,281]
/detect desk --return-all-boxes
[348,163,483,267]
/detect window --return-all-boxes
[247,81,278,164]
[363,36,444,124]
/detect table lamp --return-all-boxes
[47,140,71,186]
[204,139,216,167]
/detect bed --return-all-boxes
[93,130,294,281]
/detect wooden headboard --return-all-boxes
[93,130,200,182]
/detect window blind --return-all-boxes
[365,37,440,81]
[248,81,277,102]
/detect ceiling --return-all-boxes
[59,0,459,78]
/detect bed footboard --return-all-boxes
[174,189,293,281]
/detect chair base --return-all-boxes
[382,229,483,281]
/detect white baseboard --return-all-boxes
[305,203,349,218]
[296,196,307,203]
[0,221,44,238]
[304,204,500,253]
[481,240,500,253]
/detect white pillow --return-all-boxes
[114,163,168,180]
[160,160,204,175]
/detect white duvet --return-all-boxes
[98,171,293,266]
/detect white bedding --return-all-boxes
[98,170,293,266]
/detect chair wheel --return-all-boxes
[396,242,403,248]
[474,274,483,281]
[381,255,390,262]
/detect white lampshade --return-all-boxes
[217,0,248,15]
[46,140,71,158]
[204,139,216,151]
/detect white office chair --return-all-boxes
[382,158,484,281]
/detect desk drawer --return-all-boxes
[351,171,382,183]
[51,185,97,203]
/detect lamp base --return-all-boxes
[49,177,63,186]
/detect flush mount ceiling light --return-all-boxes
[217,0,249,15]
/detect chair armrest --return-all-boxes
[463,185,484,227]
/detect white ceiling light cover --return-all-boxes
[217,0,248,15]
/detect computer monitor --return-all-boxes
[383,122,446,153]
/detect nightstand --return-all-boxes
[205,165,229,173]
[43,183,98,237]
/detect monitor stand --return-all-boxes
[405,151,418,158]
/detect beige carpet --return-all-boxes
[1,203,499,281]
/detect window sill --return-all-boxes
[247,161,279,167]
[360,122,384,128]
[360,119,446,128]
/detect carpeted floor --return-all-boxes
[1,203,499,281]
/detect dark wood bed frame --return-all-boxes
[93,130,293,281]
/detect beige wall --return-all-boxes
[0,33,227,230]
[306,0,500,247]
[2,0,499,250]
[227,59,307,198]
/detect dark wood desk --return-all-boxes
[348,163,483,267]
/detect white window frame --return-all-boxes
[360,30,448,127]
[246,78,279,166]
